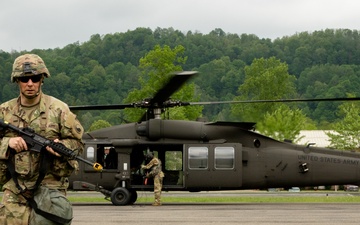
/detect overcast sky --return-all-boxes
[1,0,359,53]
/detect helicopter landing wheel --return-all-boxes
[128,189,138,205]
[110,187,131,205]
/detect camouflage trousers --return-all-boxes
[0,189,31,225]
[153,175,163,205]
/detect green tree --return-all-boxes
[231,57,297,122]
[256,104,309,142]
[194,57,245,121]
[297,64,360,126]
[124,45,203,122]
[327,101,360,151]
[88,119,112,132]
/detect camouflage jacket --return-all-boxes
[0,94,84,192]
[142,157,165,178]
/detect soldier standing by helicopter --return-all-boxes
[141,152,164,206]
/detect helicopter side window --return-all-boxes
[86,147,95,160]
[215,147,235,169]
[188,147,208,169]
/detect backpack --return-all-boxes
[28,186,73,225]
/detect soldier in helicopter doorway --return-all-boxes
[141,152,164,206]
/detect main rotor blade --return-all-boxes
[69,104,135,111]
[188,97,360,105]
[150,71,198,106]
[139,71,198,121]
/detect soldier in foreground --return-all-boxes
[141,152,165,206]
[0,54,84,224]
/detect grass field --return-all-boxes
[66,191,360,204]
[1,191,360,204]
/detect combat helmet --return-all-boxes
[11,54,50,82]
[145,152,154,161]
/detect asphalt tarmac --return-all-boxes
[72,202,360,225]
[1,191,357,224]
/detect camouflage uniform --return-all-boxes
[142,157,164,206]
[0,54,84,225]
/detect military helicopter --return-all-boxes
[69,71,360,206]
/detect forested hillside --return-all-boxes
[1,27,360,131]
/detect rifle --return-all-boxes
[0,119,102,172]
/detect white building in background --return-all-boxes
[296,130,335,148]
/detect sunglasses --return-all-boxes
[17,74,43,83]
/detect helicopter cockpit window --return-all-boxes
[215,147,235,169]
[188,147,208,169]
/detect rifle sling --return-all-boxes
[6,147,52,193]
[6,149,23,192]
